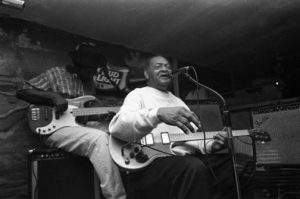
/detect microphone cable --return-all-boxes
[187,66,219,182]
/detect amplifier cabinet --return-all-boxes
[28,148,101,199]
[251,102,300,165]
[188,103,223,131]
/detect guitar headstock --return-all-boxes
[249,129,271,143]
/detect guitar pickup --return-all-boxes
[31,107,40,121]
[161,132,170,144]
[44,107,50,121]
[140,134,154,145]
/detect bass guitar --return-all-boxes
[109,129,271,171]
[28,95,119,135]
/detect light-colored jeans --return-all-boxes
[44,126,126,199]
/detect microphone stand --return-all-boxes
[183,73,242,199]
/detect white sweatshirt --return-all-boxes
[109,86,213,155]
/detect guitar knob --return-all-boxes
[124,158,130,165]
[135,151,149,163]
[129,152,135,158]
[134,147,140,153]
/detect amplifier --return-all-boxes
[28,148,101,199]
[188,103,223,131]
[251,102,300,165]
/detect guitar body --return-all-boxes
[109,136,174,171]
[28,95,96,135]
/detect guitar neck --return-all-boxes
[169,130,250,142]
[71,107,120,116]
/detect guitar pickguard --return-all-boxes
[27,95,119,135]
[29,105,79,135]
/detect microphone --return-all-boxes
[171,66,191,75]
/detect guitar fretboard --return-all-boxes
[169,130,250,142]
[71,107,120,116]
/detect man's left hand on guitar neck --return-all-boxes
[205,129,228,153]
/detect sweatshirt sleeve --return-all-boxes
[109,90,161,142]
[184,139,215,154]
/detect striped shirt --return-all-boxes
[28,66,87,99]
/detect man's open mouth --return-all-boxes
[160,73,172,79]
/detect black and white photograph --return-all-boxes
[0,1,300,199]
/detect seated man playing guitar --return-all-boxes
[109,55,237,199]
[16,42,126,199]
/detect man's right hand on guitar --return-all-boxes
[52,95,68,119]
[16,89,68,119]
[157,106,201,134]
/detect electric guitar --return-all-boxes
[109,129,271,171]
[28,95,120,135]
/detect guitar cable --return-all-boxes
[235,137,252,145]
[31,163,39,199]
[189,66,219,182]
[121,141,174,156]
[120,141,175,166]
[140,145,174,156]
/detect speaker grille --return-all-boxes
[28,148,101,199]
[188,103,223,131]
[251,102,300,165]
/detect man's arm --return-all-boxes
[17,69,68,118]
[16,89,68,118]
[109,91,160,142]
[109,90,202,142]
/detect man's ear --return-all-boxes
[144,70,149,79]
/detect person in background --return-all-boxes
[109,55,235,199]
[17,42,126,199]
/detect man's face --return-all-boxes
[145,56,172,91]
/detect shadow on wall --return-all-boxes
[0,93,41,198]
[0,20,73,198]
[0,17,102,198]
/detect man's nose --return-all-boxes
[161,65,171,71]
